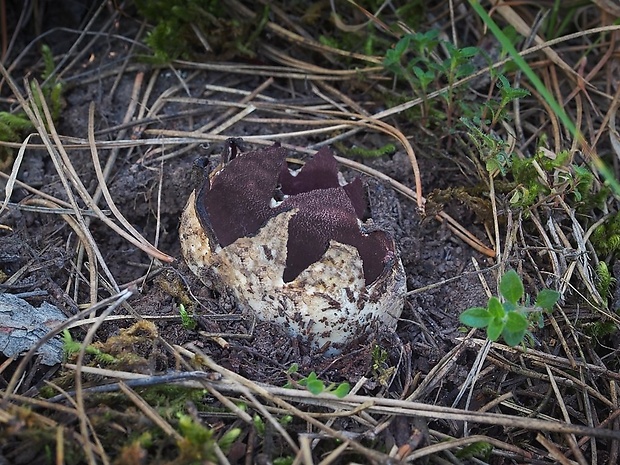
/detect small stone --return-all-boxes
[0,293,66,365]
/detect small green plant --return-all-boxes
[370,344,396,386]
[178,303,197,330]
[176,413,240,462]
[140,385,208,420]
[485,75,531,126]
[592,213,620,257]
[252,413,292,437]
[455,441,493,460]
[0,109,34,168]
[506,147,602,208]
[459,270,560,346]
[460,75,530,175]
[468,1,620,195]
[595,261,616,300]
[384,30,479,121]
[334,141,397,159]
[582,320,618,339]
[36,44,64,120]
[134,0,266,63]
[62,329,118,364]
[284,363,350,398]
[135,0,219,62]
[460,115,512,175]
[0,112,33,145]
[0,44,63,166]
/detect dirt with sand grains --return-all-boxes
[2,64,488,384]
[1,1,620,464]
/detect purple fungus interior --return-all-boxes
[198,144,288,247]
[278,147,340,194]
[197,143,394,285]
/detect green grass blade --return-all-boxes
[467,0,620,194]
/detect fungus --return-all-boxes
[180,141,406,355]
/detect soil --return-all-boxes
[4,2,617,464]
[0,7,493,386]
[0,0,493,399]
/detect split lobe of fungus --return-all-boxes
[196,143,396,285]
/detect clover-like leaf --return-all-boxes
[459,46,480,59]
[505,310,528,332]
[286,363,299,375]
[333,383,350,398]
[502,327,527,347]
[306,379,325,395]
[486,317,504,341]
[459,307,491,328]
[487,296,505,319]
[499,270,524,304]
[535,289,560,312]
[502,312,529,346]
[502,300,517,313]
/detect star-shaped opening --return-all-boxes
[195,143,396,285]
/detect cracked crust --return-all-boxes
[180,191,406,355]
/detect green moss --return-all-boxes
[592,214,620,257]
[138,385,208,419]
[582,320,618,339]
[595,261,615,300]
[134,0,266,62]
[455,441,493,460]
[176,414,241,463]
[334,141,396,159]
[0,43,64,168]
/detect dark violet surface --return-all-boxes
[199,144,288,247]
[196,143,394,284]
[279,147,340,194]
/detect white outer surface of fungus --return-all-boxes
[180,190,406,355]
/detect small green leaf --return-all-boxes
[535,289,560,311]
[178,303,196,330]
[253,415,265,436]
[218,428,241,453]
[487,296,505,319]
[505,311,528,332]
[502,301,517,313]
[502,326,527,346]
[487,318,504,341]
[500,270,524,304]
[459,307,491,328]
[333,383,350,398]
[497,74,510,89]
[306,379,325,395]
[502,312,528,346]
[459,46,480,58]
[456,63,475,78]
[412,66,435,87]
[286,363,299,375]
[279,415,293,425]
